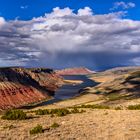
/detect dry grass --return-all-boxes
[1,109,140,140]
[89,75,116,83]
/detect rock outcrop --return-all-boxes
[56,67,95,75]
[0,67,63,110]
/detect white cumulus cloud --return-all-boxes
[78,7,93,16]
[0,7,140,70]
[0,17,6,28]
[111,1,135,10]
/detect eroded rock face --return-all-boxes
[56,67,95,75]
[0,68,63,110]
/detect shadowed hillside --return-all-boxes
[0,67,63,110]
[81,67,140,105]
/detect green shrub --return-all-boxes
[30,125,44,135]
[115,106,122,110]
[50,122,59,129]
[91,105,110,109]
[34,107,85,117]
[77,104,110,109]
[80,109,86,113]
[1,110,28,120]
[35,108,70,117]
[127,104,140,110]
[70,108,80,113]
[35,109,49,115]
[55,109,70,116]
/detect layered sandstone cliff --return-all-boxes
[0,68,63,110]
[56,67,95,75]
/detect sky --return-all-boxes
[0,0,140,70]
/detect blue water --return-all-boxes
[24,75,97,108]
[54,75,96,99]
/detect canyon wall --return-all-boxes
[0,68,63,110]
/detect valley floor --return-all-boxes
[1,109,140,140]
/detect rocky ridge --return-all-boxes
[56,67,95,75]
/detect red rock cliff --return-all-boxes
[0,68,63,110]
[56,67,95,75]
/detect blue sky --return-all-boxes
[0,1,140,70]
[0,0,139,20]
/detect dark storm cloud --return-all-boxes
[0,7,140,70]
[26,51,140,71]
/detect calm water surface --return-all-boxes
[54,75,96,99]
[25,75,97,107]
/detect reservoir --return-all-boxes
[23,75,97,108]
[54,75,96,99]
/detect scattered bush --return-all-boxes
[35,108,72,117]
[50,114,54,118]
[3,125,15,130]
[50,122,60,129]
[33,104,110,118]
[35,109,49,115]
[104,112,108,115]
[127,104,140,110]
[70,107,80,113]
[76,104,110,109]
[53,109,70,117]
[1,110,28,120]
[115,106,122,110]
[30,124,44,135]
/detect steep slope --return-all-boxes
[56,67,95,75]
[81,67,140,104]
[0,68,63,110]
[89,66,140,83]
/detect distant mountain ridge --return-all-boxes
[56,67,95,75]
